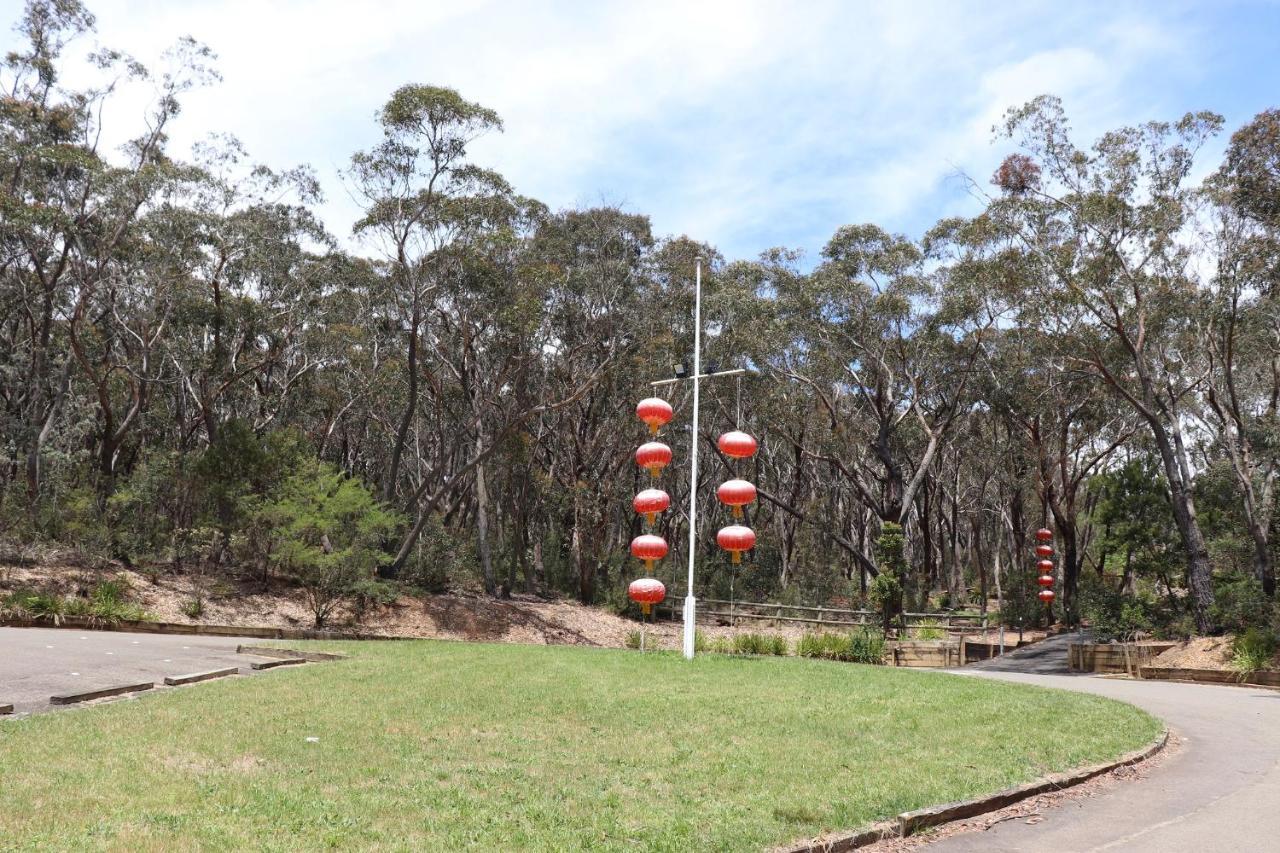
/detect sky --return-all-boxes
[6,0,1280,264]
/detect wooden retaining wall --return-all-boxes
[1067,642,1175,674]
[1140,666,1280,688]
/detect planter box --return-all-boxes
[1139,666,1280,688]
[885,641,961,668]
[1068,642,1175,674]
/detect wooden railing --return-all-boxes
[654,596,988,631]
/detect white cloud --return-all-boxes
[5,0,1207,260]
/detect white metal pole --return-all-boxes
[683,256,703,660]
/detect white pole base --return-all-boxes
[683,594,697,660]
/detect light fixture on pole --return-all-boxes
[645,257,750,660]
[682,255,704,661]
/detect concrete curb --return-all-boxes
[249,657,306,671]
[50,681,155,705]
[236,645,348,662]
[163,667,240,686]
[776,731,1169,852]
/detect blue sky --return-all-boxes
[9,0,1280,264]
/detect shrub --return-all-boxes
[1231,628,1278,676]
[708,636,732,654]
[797,632,853,661]
[259,459,401,627]
[181,597,205,619]
[86,580,148,622]
[849,628,885,664]
[730,633,788,656]
[795,630,883,664]
[625,630,642,650]
[2,588,65,619]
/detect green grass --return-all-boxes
[0,641,1160,851]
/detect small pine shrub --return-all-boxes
[181,597,205,619]
[625,630,642,650]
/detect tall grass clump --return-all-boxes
[797,629,885,664]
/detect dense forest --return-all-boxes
[3,1,1277,637]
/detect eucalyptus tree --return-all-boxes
[0,0,215,502]
[1199,109,1280,596]
[988,96,1224,630]
[774,225,989,602]
[347,84,504,505]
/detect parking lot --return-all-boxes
[0,626,272,715]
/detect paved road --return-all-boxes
[0,626,271,715]
[927,638,1280,852]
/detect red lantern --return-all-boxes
[635,442,672,478]
[1038,589,1055,603]
[716,479,757,518]
[1035,544,1054,557]
[717,525,756,564]
[630,534,668,571]
[1037,574,1054,587]
[628,577,666,615]
[717,431,758,459]
[636,398,673,435]
[1035,528,1053,542]
[633,488,670,525]
[1037,559,1054,573]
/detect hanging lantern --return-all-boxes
[717,431,758,460]
[1035,544,1054,557]
[1037,574,1054,587]
[628,577,666,616]
[1037,559,1054,573]
[717,525,756,564]
[636,398,673,435]
[1035,528,1053,542]
[633,488,670,525]
[1038,589,1055,603]
[716,479,757,518]
[630,534,668,571]
[635,442,672,478]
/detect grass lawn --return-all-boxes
[0,641,1160,851]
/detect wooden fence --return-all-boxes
[655,596,989,632]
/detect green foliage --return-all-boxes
[180,597,205,619]
[259,459,401,627]
[625,630,642,650]
[1230,628,1278,675]
[1210,572,1272,634]
[1,580,147,623]
[398,514,478,594]
[1079,575,1155,642]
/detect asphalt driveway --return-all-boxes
[926,642,1280,851]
